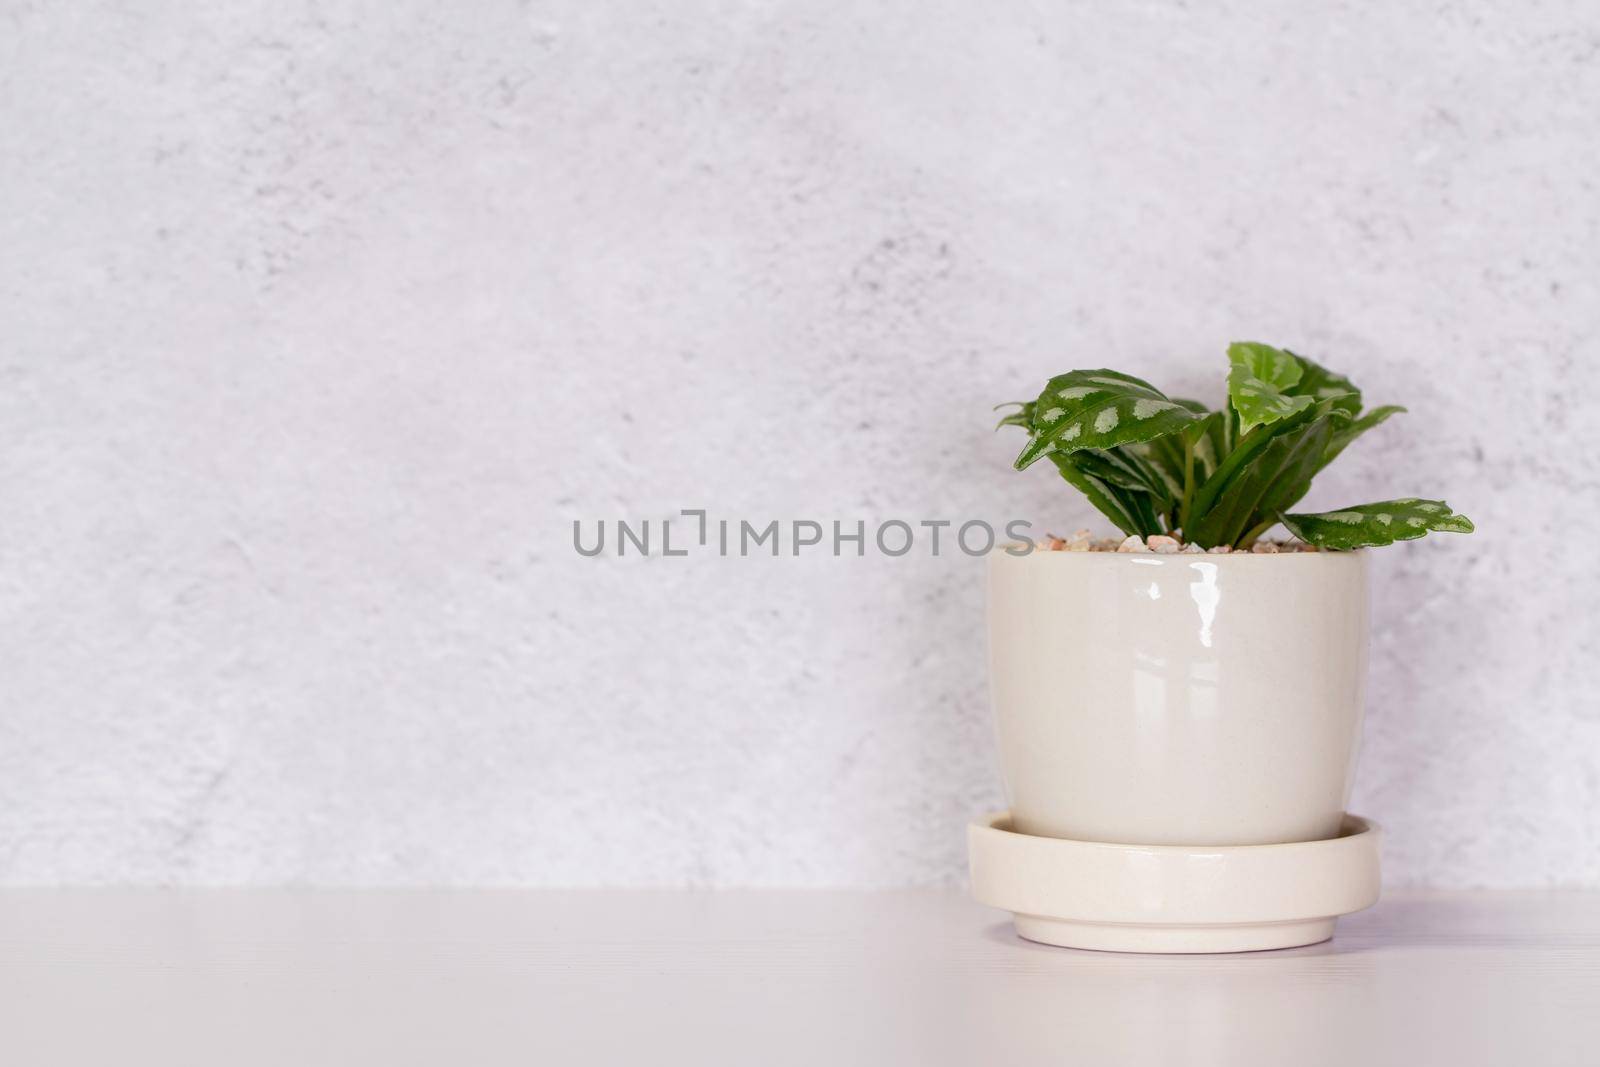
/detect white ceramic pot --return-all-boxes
[988,548,1369,846]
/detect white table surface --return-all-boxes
[1,889,1596,1065]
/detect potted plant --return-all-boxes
[972,342,1473,952]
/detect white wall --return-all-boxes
[2,1,1595,888]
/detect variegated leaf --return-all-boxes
[1286,353,1363,418]
[1014,370,1198,470]
[1227,342,1315,435]
[1281,499,1475,550]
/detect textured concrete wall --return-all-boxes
[2,1,1595,887]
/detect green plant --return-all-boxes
[997,342,1474,550]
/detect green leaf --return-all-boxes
[1129,439,1188,504]
[1196,406,1232,476]
[1186,415,1337,548]
[1184,409,1223,484]
[1318,404,1406,471]
[1000,345,1470,554]
[1130,400,1219,526]
[1166,398,1221,477]
[1286,353,1363,418]
[1015,370,1198,470]
[1073,447,1177,514]
[994,400,1034,431]
[1227,342,1315,435]
[1132,434,1187,497]
[1124,490,1163,537]
[1049,454,1161,537]
[1070,449,1155,494]
[1187,397,1343,522]
[1282,499,1475,550]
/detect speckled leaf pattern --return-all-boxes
[1227,342,1315,435]
[1281,499,1475,550]
[999,342,1475,551]
[1014,369,1198,470]
[1286,353,1363,418]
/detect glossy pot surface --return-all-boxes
[988,549,1369,845]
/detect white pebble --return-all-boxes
[1147,535,1181,554]
[1116,535,1151,553]
[1180,543,1205,553]
[1251,540,1280,554]
[1207,544,1232,554]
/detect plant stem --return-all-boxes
[1237,518,1275,550]
[1180,438,1195,530]
[1189,423,1271,519]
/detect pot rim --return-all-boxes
[992,543,1368,561]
